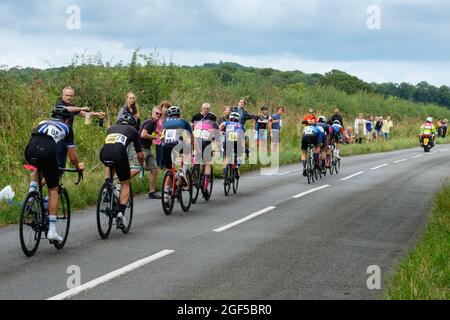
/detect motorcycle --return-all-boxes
[420,134,434,152]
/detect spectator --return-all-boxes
[436,119,443,137]
[344,126,356,144]
[231,98,258,158]
[374,116,383,142]
[55,86,105,168]
[382,116,394,141]
[442,119,448,138]
[255,106,272,152]
[331,107,344,128]
[219,106,231,125]
[366,115,374,143]
[154,100,171,169]
[140,106,163,199]
[303,108,318,124]
[354,113,366,144]
[118,92,141,129]
[271,106,285,154]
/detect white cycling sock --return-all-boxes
[29,181,38,193]
[48,215,57,233]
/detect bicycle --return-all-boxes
[161,157,192,215]
[305,144,317,185]
[191,162,213,203]
[223,152,240,196]
[330,143,341,175]
[19,165,83,257]
[96,162,143,240]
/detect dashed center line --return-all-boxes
[47,249,175,300]
[411,154,424,159]
[370,164,388,170]
[293,185,331,199]
[341,171,364,181]
[393,159,408,163]
[213,206,276,232]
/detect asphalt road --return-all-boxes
[0,145,449,300]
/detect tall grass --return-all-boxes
[386,186,450,300]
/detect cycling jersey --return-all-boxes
[316,122,329,145]
[222,121,245,159]
[100,125,142,182]
[31,119,75,147]
[331,123,344,142]
[162,118,192,169]
[301,125,321,150]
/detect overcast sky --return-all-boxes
[1,0,449,86]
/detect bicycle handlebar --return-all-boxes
[59,168,84,185]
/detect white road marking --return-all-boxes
[340,171,364,181]
[47,250,175,300]
[213,206,276,232]
[293,185,331,199]
[278,169,301,176]
[438,148,448,152]
[428,151,437,155]
[393,159,408,163]
[411,154,424,159]
[370,164,388,170]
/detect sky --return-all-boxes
[1,0,449,86]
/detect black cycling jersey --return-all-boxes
[104,124,142,153]
[316,122,330,136]
[192,113,217,123]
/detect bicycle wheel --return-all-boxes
[121,185,133,234]
[224,165,232,196]
[53,188,71,250]
[191,165,201,204]
[96,182,113,240]
[204,166,213,201]
[180,169,193,212]
[162,171,175,215]
[19,192,42,257]
[232,167,239,194]
[335,158,341,174]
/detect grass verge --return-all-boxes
[386,185,450,300]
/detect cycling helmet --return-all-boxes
[167,106,181,118]
[333,120,341,125]
[117,112,137,127]
[318,116,327,123]
[426,117,433,123]
[51,105,71,120]
[230,112,240,122]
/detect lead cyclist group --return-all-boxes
[22,94,344,247]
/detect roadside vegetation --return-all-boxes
[386,185,450,300]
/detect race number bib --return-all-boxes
[46,125,64,143]
[227,132,238,142]
[303,127,314,135]
[194,129,210,140]
[164,129,177,143]
[105,133,127,146]
[226,124,236,132]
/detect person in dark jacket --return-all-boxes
[330,107,344,129]
[231,98,257,158]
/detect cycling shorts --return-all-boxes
[25,136,59,189]
[301,134,319,151]
[100,144,130,182]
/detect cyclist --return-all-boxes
[100,113,145,229]
[330,120,344,159]
[191,103,218,198]
[219,112,245,178]
[316,116,330,173]
[24,105,84,242]
[419,117,437,147]
[162,106,193,202]
[301,120,321,177]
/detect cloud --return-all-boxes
[0,0,449,85]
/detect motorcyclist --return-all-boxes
[419,117,437,147]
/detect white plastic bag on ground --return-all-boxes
[0,185,15,202]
